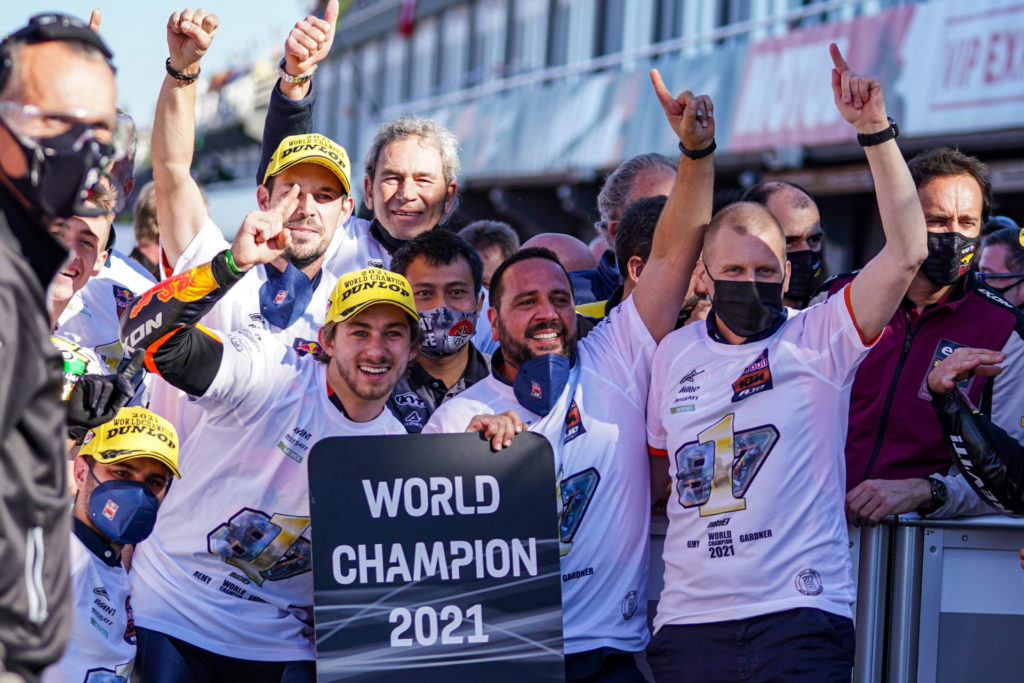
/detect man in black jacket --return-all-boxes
[0,13,119,679]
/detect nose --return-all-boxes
[395,177,416,202]
[293,191,316,218]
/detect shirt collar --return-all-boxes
[73,517,121,568]
[705,309,788,344]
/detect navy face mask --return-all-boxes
[513,354,571,416]
[259,262,319,330]
[87,467,160,545]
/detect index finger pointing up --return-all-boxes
[649,69,675,111]
[272,183,301,219]
[829,43,848,72]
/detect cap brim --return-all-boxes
[265,157,350,194]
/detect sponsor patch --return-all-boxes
[621,590,638,620]
[112,285,134,318]
[102,499,118,520]
[795,568,823,596]
[918,339,970,401]
[731,349,773,402]
[564,400,586,444]
[273,290,288,305]
[670,405,695,414]
[292,338,324,360]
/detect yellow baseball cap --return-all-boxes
[326,268,418,326]
[80,407,182,479]
[263,133,351,194]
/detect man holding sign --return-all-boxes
[120,187,415,680]
[424,71,713,682]
[644,46,927,679]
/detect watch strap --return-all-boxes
[857,117,899,147]
[277,57,318,84]
[678,139,716,160]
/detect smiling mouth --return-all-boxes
[58,267,79,279]
[532,331,559,342]
[391,210,422,217]
[359,365,389,376]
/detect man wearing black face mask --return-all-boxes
[387,230,490,432]
[40,407,180,683]
[0,12,120,677]
[828,148,1024,526]
[742,181,825,308]
[644,45,927,679]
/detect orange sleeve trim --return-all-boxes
[844,284,880,347]
[144,328,180,374]
[195,324,221,343]
[648,445,668,457]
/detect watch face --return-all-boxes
[933,478,948,504]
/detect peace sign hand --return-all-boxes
[167,8,219,75]
[650,68,715,152]
[830,43,888,134]
[229,185,300,271]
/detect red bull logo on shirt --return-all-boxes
[731,349,773,403]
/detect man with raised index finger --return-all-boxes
[423,71,713,682]
[644,45,927,680]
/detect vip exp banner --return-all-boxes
[308,433,564,682]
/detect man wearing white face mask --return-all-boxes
[387,230,490,432]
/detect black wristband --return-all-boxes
[857,117,899,146]
[165,57,199,83]
[678,139,716,160]
[211,250,246,288]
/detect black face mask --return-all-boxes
[1,120,113,219]
[785,250,823,303]
[711,279,785,338]
[921,232,978,286]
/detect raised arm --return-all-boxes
[152,9,218,269]
[832,44,928,342]
[631,70,713,343]
[256,0,338,183]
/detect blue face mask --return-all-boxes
[258,262,320,330]
[87,467,160,545]
[512,354,572,416]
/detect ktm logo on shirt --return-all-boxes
[564,399,586,444]
[731,349,773,403]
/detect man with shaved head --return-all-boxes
[645,46,927,678]
[521,232,597,273]
[742,181,825,308]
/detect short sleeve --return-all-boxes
[793,284,873,387]
[198,327,298,424]
[646,342,670,455]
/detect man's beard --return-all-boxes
[497,317,577,367]
[333,353,397,402]
[284,217,328,269]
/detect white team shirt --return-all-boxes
[647,287,872,630]
[56,250,156,373]
[423,297,655,655]
[131,329,406,661]
[41,528,135,683]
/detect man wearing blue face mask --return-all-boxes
[41,407,180,683]
[424,70,713,682]
[387,230,490,432]
[828,146,1024,525]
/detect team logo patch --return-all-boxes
[273,290,288,305]
[392,392,425,408]
[564,400,586,444]
[123,596,136,645]
[621,590,638,620]
[917,339,970,401]
[795,568,823,596]
[111,285,133,318]
[102,499,119,520]
[448,319,473,338]
[531,381,543,399]
[93,587,109,599]
[292,338,325,360]
[731,349,773,402]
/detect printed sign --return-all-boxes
[309,433,564,682]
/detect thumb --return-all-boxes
[325,0,340,26]
[89,8,101,32]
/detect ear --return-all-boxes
[339,196,355,226]
[443,180,458,216]
[73,456,90,494]
[626,255,645,285]
[93,251,108,277]
[696,260,713,298]
[607,219,619,247]
[256,184,271,211]
[363,175,373,212]
[487,306,499,342]
[318,325,335,358]
[782,259,792,293]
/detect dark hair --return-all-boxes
[741,181,814,208]
[983,227,1024,273]
[458,220,520,260]
[390,229,484,296]
[133,180,158,244]
[489,246,569,310]
[615,195,667,279]
[908,148,993,222]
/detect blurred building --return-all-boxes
[193,0,1024,272]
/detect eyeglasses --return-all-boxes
[977,272,1024,282]
[0,101,132,160]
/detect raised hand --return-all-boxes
[650,68,715,152]
[284,0,339,76]
[167,8,219,76]
[830,43,887,133]
[927,347,1006,395]
[230,184,300,270]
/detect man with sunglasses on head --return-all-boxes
[0,12,128,678]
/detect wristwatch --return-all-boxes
[277,57,318,84]
[857,117,899,147]
[916,476,948,516]
[678,139,716,160]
